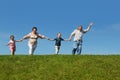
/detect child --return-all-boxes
[7,35,22,55]
[48,32,69,54]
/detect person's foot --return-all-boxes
[72,48,76,55]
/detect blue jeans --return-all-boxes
[72,41,82,55]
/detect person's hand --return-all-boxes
[47,38,50,40]
[20,39,23,42]
[89,22,94,26]
[68,38,72,41]
[20,39,24,41]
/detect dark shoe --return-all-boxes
[72,48,77,55]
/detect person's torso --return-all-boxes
[9,40,16,47]
[30,33,39,39]
[55,37,63,46]
[29,33,39,45]
[74,30,84,41]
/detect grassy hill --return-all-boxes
[0,55,120,80]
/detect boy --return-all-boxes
[48,32,69,54]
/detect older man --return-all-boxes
[69,22,93,55]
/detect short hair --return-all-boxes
[78,25,83,29]
[10,35,14,39]
[32,27,37,31]
[78,25,82,27]
[57,32,61,35]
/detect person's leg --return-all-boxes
[12,50,15,56]
[10,47,15,56]
[32,43,37,55]
[11,50,14,55]
[72,42,78,55]
[77,41,82,54]
[28,43,33,55]
[55,46,59,54]
[57,46,60,54]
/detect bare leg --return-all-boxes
[11,50,15,56]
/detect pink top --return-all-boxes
[8,40,16,50]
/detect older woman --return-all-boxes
[22,27,48,55]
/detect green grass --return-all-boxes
[0,55,120,80]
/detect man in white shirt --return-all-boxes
[69,22,93,55]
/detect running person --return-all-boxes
[48,32,69,54]
[22,27,48,55]
[7,35,22,55]
[69,22,93,55]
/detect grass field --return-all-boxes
[0,55,120,80]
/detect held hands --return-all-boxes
[19,39,23,42]
[68,36,72,41]
[65,38,71,41]
[47,38,51,40]
[68,38,71,41]
[16,39,23,42]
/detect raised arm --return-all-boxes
[83,22,93,33]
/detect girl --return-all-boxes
[7,35,22,55]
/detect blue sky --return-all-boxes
[0,0,120,55]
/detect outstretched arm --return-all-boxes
[15,40,23,42]
[38,34,47,39]
[69,35,73,41]
[48,38,55,41]
[64,38,71,41]
[22,33,30,40]
[68,30,76,41]
[83,22,93,33]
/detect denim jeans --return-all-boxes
[72,41,82,55]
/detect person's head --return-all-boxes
[32,27,37,33]
[10,35,14,40]
[78,25,83,31]
[57,32,62,38]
